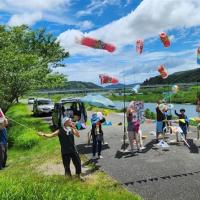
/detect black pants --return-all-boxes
[92,135,102,157]
[0,144,7,169]
[62,152,81,176]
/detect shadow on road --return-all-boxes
[77,143,110,155]
[187,139,199,154]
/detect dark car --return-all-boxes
[52,98,87,128]
[33,98,54,116]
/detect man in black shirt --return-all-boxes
[38,117,82,179]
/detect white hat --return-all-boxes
[62,117,71,126]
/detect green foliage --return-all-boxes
[0,173,140,200]
[6,104,50,149]
[109,87,198,104]
[64,81,102,90]
[0,25,69,111]
[144,108,156,119]
[143,68,200,85]
[15,131,40,149]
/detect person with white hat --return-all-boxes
[38,117,83,180]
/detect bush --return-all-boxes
[6,103,50,150]
[15,131,40,149]
[145,108,156,119]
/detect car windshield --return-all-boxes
[38,100,52,105]
[29,98,34,100]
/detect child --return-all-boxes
[126,108,140,152]
[90,113,105,159]
[175,109,188,140]
[155,101,166,143]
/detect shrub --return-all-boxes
[6,104,49,150]
[15,131,40,149]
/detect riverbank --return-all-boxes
[108,90,198,104]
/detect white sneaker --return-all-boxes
[140,146,146,150]
[98,155,103,159]
[92,156,96,160]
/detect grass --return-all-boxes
[0,103,142,200]
[109,86,200,104]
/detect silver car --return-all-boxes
[33,98,54,116]
[28,97,35,104]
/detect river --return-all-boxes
[114,101,198,118]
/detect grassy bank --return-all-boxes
[0,104,141,200]
[109,86,199,104]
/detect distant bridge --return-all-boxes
[35,82,198,95]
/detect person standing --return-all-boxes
[38,117,83,179]
[175,109,188,140]
[0,108,8,170]
[155,100,166,143]
[126,108,140,152]
[90,113,105,159]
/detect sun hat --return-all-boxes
[97,112,103,120]
[91,113,100,125]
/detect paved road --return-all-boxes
[76,112,200,200]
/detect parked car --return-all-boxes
[28,97,35,104]
[33,98,54,116]
[52,98,87,128]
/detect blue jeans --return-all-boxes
[92,135,102,156]
[180,125,187,135]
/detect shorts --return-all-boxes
[156,121,163,135]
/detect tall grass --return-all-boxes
[5,104,49,149]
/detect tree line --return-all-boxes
[0,25,69,111]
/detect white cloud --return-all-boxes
[78,20,94,30]
[0,0,69,12]
[76,0,128,17]
[59,0,200,56]
[0,0,88,27]
[8,12,43,26]
[53,47,198,84]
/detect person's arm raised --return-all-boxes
[38,130,59,138]
[71,128,80,138]
[174,110,180,117]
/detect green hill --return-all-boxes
[142,68,200,85]
[64,81,102,89]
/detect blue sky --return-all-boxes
[0,0,200,85]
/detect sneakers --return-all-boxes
[98,155,103,159]
[140,146,146,150]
